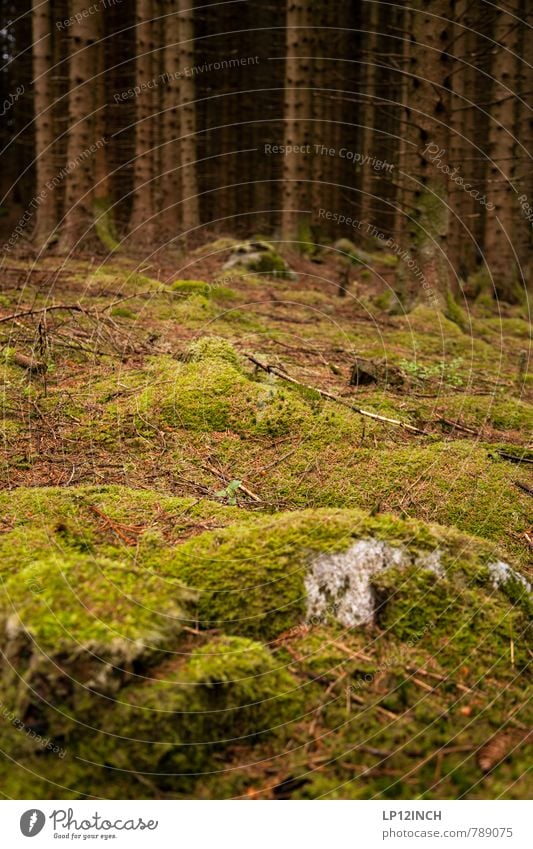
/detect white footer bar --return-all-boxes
[3,800,531,848]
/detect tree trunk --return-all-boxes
[393,3,411,248]
[178,0,199,236]
[59,0,100,252]
[483,3,521,302]
[32,0,56,248]
[512,0,532,292]
[92,8,117,251]
[130,0,156,241]
[358,1,379,230]
[281,0,313,244]
[160,0,181,240]
[447,0,472,284]
[406,0,452,303]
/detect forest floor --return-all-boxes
[0,238,531,799]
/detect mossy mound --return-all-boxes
[159,360,311,437]
[74,635,301,776]
[167,508,531,658]
[0,485,530,799]
[0,634,302,798]
[224,240,296,280]
[172,279,213,297]
[186,335,241,367]
[435,394,532,432]
[2,487,528,673]
[91,340,316,439]
[0,485,246,716]
[171,279,236,301]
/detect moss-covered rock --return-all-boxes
[93,342,315,439]
[167,508,530,649]
[74,635,302,777]
[0,634,302,797]
[186,335,241,367]
[171,280,236,301]
[223,240,296,280]
[0,485,530,799]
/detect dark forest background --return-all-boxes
[0,1,532,303]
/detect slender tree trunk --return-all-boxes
[92,8,117,250]
[512,0,532,291]
[483,3,521,301]
[311,2,345,223]
[393,3,411,248]
[406,0,452,302]
[359,1,379,229]
[178,0,199,235]
[160,0,181,239]
[447,0,469,284]
[59,0,100,252]
[281,0,313,243]
[130,0,156,241]
[32,0,56,247]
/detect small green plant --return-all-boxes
[399,357,464,387]
[215,479,242,505]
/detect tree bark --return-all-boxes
[447,0,473,284]
[130,0,156,241]
[406,0,452,302]
[512,0,532,291]
[483,3,521,302]
[59,0,100,251]
[178,0,199,235]
[160,0,181,239]
[358,1,379,230]
[281,0,313,243]
[32,0,56,248]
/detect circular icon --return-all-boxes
[20,810,46,837]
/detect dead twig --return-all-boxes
[436,417,479,435]
[495,451,533,465]
[10,351,47,373]
[0,303,91,324]
[244,353,428,435]
[202,461,262,503]
[86,503,145,546]
[514,480,533,496]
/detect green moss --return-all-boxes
[187,335,241,367]
[165,508,522,640]
[0,634,302,798]
[445,289,468,331]
[192,237,240,257]
[440,394,532,432]
[172,279,212,297]
[0,484,530,800]
[110,306,136,319]
[244,438,531,567]
[248,250,293,279]
[92,342,316,439]
[374,564,530,670]
[93,198,119,252]
[410,182,448,249]
[77,635,301,776]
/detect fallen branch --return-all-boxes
[10,351,47,373]
[0,291,157,324]
[86,503,145,546]
[202,462,262,503]
[514,480,533,496]
[244,353,428,435]
[436,417,478,435]
[495,451,533,465]
[0,303,90,324]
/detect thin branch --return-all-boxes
[244,354,428,436]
